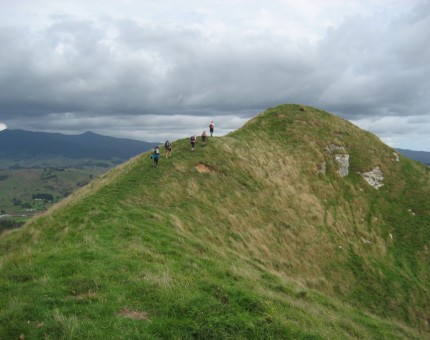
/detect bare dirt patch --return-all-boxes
[118,308,149,321]
[195,163,218,173]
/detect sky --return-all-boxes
[0,0,429,151]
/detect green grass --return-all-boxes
[0,104,429,338]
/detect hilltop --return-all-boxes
[1,104,429,338]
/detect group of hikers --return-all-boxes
[151,121,215,167]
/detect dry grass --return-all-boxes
[118,308,149,321]
[143,269,173,288]
[170,214,186,233]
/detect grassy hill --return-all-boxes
[1,104,429,338]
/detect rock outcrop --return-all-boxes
[335,154,349,177]
[362,166,384,189]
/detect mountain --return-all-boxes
[396,148,430,165]
[1,104,429,338]
[0,129,159,160]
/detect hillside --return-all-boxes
[0,129,159,161]
[1,104,429,338]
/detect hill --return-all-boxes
[0,129,159,161]
[397,148,430,165]
[0,104,429,338]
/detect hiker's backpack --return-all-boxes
[155,148,160,155]
[190,136,196,142]
[165,140,171,148]
[209,122,214,129]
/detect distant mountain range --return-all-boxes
[0,129,160,160]
[396,148,430,165]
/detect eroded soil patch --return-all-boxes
[195,162,219,173]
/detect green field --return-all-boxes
[1,104,429,338]
[0,159,120,221]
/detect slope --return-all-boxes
[1,104,429,339]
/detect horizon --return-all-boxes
[1,117,430,153]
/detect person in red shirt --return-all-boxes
[209,121,214,137]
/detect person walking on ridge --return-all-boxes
[151,146,160,167]
[165,140,172,158]
[190,135,196,151]
[201,131,207,146]
[209,121,214,137]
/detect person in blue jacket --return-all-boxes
[151,146,160,167]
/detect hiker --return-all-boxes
[151,146,160,167]
[165,140,172,158]
[201,131,207,146]
[190,135,196,151]
[209,121,214,137]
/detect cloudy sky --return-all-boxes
[0,0,429,150]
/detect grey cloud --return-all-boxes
[0,16,318,119]
[0,19,168,117]
[352,114,430,151]
[315,3,430,119]
[0,2,429,150]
